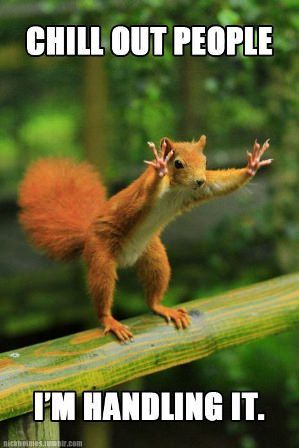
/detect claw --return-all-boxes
[144,160,156,167]
[259,159,273,166]
[253,139,260,152]
[101,316,133,343]
[161,139,167,158]
[178,307,187,313]
[260,139,270,156]
[147,141,159,160]
[165,315,171,324]
[180,317,189,329]
[175,319,183,330]
[152,305,191,330]
[165,149,174,163]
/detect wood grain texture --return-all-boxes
[0,408,59,441]
[0,273,298,422]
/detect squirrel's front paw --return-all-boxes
[247,139,273,176]
[101,316,133,343]
[144,140,174,177]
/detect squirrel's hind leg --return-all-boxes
[136,236,190,330]
[84,237,133,342]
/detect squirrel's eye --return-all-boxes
[174,159,184,169]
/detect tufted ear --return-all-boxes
[197,134,207,151]
[160,137,174,156]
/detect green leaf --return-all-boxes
[217,8,240,25]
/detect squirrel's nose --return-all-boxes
[196,179,205,187]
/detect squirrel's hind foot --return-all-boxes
[151,305,191,330]
[101,316,133,343]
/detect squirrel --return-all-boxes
[18,135,272,342]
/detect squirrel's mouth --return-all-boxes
[191,184,208,199]
[192,183,205,191]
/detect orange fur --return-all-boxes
[83,235,117,319]
[19,158,106,260]
[136,235,171,309]
[18,136,268,341]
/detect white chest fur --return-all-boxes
[117,188,191,268]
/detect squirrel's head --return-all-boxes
[161,135,207,189]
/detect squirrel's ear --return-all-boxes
[197,134,207,151]
[160,137,174,155]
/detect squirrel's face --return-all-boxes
[162,135,207,189]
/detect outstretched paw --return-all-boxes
[152,305,191,330]
[144,140,174,178]
[247,139,273,176]
[101,316,133,343]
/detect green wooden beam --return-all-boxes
[0,272,298,422]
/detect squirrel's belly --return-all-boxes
[117,234,150,268]
[116,188,189,268]
[117,214,161,268]
[117,199,172,267]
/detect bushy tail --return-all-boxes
[18,158,106,261]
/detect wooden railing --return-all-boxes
[0,272,298,441]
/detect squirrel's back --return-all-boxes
[18,158,106,260]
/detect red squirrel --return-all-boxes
[18,135,272,341]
